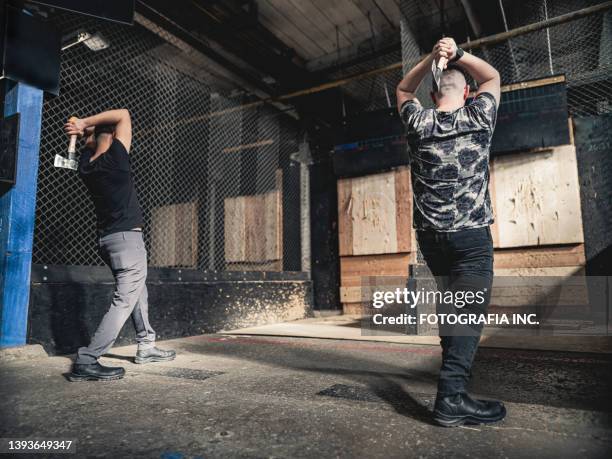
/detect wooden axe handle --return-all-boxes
[68,116,78,154]
[437,56,448,70]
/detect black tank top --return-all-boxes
[78,139,144,237]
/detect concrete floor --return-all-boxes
[1,334,611,459]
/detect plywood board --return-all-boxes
[337,166,412,256]
[395,167,412,253]
[493,244,585,269]
[337,178,354,256]
[343,302,363,315]
[341,281,408,303]
[491,145,584,248]
[150,201,198,267]
[224,187,282,265]
[340,253,414,304]
[351,171,398,255]
[494,266,585,277]
[341,253,412,285]
[224,198,246,262]
[244,194,267,261]
[175,203,198,265]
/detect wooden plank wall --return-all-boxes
[339,142,587,316]
[338,167,416,314]
[340,253,411,304]
[149,202,199,268]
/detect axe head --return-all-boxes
[54,154,77,171]
[431,59,442,93]
[431,57,447,93]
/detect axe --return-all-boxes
[432,34,453,93]
[431,54,448,93]
[54,116,78,170]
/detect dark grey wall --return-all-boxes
[574,114,612,275]
[309,155,341,312]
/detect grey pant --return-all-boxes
[76,231,156,364]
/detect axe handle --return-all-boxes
[68,135,77,154]
[437,56,448,71]
[67,116,78,154]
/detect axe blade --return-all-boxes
[54,154,77,171]
[431,57,447,93]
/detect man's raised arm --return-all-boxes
[64,109,132,152]
[396,40,455,112]
[452,43,501,106]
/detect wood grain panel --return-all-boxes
[224,198,246,263]
[343,302,364,315]
[350,171,398,255]
[244,194,267,261]
[150,202,198,267]
[341,253,411,283]
[337,177,354,256]
[224,187,282,266]
[492,145,584,248]
[338,167,412,256]
[395,166,412,252]
[494,244,585,269]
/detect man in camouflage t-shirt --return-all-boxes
[396,37,505,427]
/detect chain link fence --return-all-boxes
[399,0,612,116]
[326,0,612,118]
[36,14,303,272]
[328,48,403,113]
[471,0,612,117]
[33,1,610,271]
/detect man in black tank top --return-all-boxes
[64,109,175,381]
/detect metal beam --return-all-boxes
[0,81,44,348]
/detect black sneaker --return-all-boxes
[134,347,176,364]
[68,362,125,382]
[433,392,506,427]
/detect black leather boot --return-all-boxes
[69,362,125,381]
[135,347,176,364]
[433,393,506,427]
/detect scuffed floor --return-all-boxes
[1,334,611,458]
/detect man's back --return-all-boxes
[400,92,497,231]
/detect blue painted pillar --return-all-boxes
[0,81,44,347]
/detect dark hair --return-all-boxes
[94,124,115,137]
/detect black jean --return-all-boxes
[416,226,494,397]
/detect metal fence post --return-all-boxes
[0,81,44,347]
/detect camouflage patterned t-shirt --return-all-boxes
[400,92,498,232]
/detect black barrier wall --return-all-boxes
[574,114,612,275]
[28,266,312,355]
